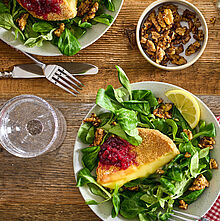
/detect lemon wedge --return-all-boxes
[165,90,200,129]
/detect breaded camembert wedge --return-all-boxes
[97,128,180,189]
[17,0,77,21]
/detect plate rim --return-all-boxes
[73,81,220,220]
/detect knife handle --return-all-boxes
[0,72,13,78]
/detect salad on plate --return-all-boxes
[76,66,218,220]
[0,0,117,55]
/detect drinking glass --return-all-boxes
[0,95,66,158]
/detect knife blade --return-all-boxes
[0,62,98,78]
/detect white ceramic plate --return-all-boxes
[74,81,220,221]
[0,0,124,56]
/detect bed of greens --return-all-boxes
[0,0,116,56]
[76,66,216,221]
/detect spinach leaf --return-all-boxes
[172,106,191,130]
[86,125,95,144]
[0,1,10,13]
[78,122,93,144]
[165,154,184,170]
[105,85,125,103]
[0,13,24,39]
[160,178,175,195]
[104,0,115,11]
[115,108,137,131]
[193,123,216,140]
[179,142,197,155]
[71,25,86,39]
[24,28,55,47]
[165,119,178,139]
[58,28,81,56]
[180,189,205,204]
[111,184,120,218]
[96,88,123,113]
[77,168,111,198]
[138,213,151,221]
[123,100,150,115]
[120,192,146,219]
[139,114,155,129]
[140,193,157,205]
[152,119,169,135]
[78,20,92,28]
[93,14,114,26]
[81,146,100,171]
[87,183,109,199]
[32,22,54,32]
[98,112,113,127]
[166,167,183,182]
[190,152,199,178]
[199,147,209,159]
[116,65,132,100]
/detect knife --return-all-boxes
[0,62,98,78]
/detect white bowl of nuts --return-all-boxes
[136,0,208,70]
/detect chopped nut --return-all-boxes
[182,9,196,20]
[77,0,93,17]
[179,200,188,210]
[151,31,161,43]
[193,18,201,28]
[191,25,198,34]
[198,136,215,149]
[165,111,172,119]
[164,103,172,111]
[157,98,163,104]
[185,41,201,56]
[210,17,216,24]
[83,113,101,127]
[93,128,105,146]
[156,169,165,174]
[54,23,65,37]
[146,40,156,52]
[175,44,184,54]
[166,46,176,55]
[210,159,218,169]
[156,47,165,64]
[157,11,167,28]
[125,186,139,191]
[158,4,178,14]
[174,12,182,23]
[153,103,172,119]
[141,37,147,44]
[182,29,191,44]
[193,30,204,41]
[153,108,165,119]
[188,19,194,30]
[169,54,187,65]
[160,55,169,66]
[183,129,193,140]
[163,9,174,25]
[184,152,191,158]
[16,13,29,31]
[189,174,209,191]
[143,21,152,30]
[148,10,161,32]
[83,2,99,22]
[111,121,117,126]
[176,26,187,36]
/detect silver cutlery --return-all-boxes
[10,50,85,96]
[0,62,98,79]
[168,210,210,221]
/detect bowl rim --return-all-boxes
[73,81,220,221]
[136,0,208,71]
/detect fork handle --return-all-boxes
[20,50,46,69]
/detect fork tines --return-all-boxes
[168,209,203,221]
[52,66,84,96]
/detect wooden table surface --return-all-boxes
[0,0,219,220]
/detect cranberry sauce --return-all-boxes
[20,0,62,18]
[99,136,136,170]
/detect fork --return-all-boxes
[168,210,210,221]
[21,50,84,96]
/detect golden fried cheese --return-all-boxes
[97,128,180,189]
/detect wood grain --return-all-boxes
[0,0,219,220]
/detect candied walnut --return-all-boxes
[194,18,201,28]
[158,31,172,50]
[83,113,101,127]
[157,98,163,104]
[165,111,172,119]
[156,47,165,64]
[210,17,216,24]
[158,4,178,13]
[153,103,172,119]
[157,11,167,28]
[54,23,65,37]
[198,136,215,149]
[93,128,105,146]
[77,0,93,17]
[125,186,139,191]
[156,169,165,174]
[185,41,201,56]
[170,54,187,65]
[151,31,161,43]
[175,44,184,54]
[166,46,176,55]
[16,13,29,31]
[160,55,169,66]
[193,30,204,41]
[188,19,194,30]
[146,40,156,52]
[143,21,152,30]
[176,26,187,36]
[189,174,209,191]
[163,9,174,25]
[153,108,165,119]
[162,103,173,111]
[184,152,191,158]
[182,29,191,44]
[179,200,188,210]
[111,121,117,126]
[210,159,218,169]
[174,12,182,23]
[141,37,147,44]
[83,2,99,22]
[148,10,161,32]
[182,9,196,20]
[192,25,198,34]
[183,129,193,140]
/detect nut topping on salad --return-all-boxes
[210,159,218,169]
[198,136,215,149]
[189,174,209,191]
[83,113,101,127]
[179,200,188,210]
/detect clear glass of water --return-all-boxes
[0,95,66,158]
